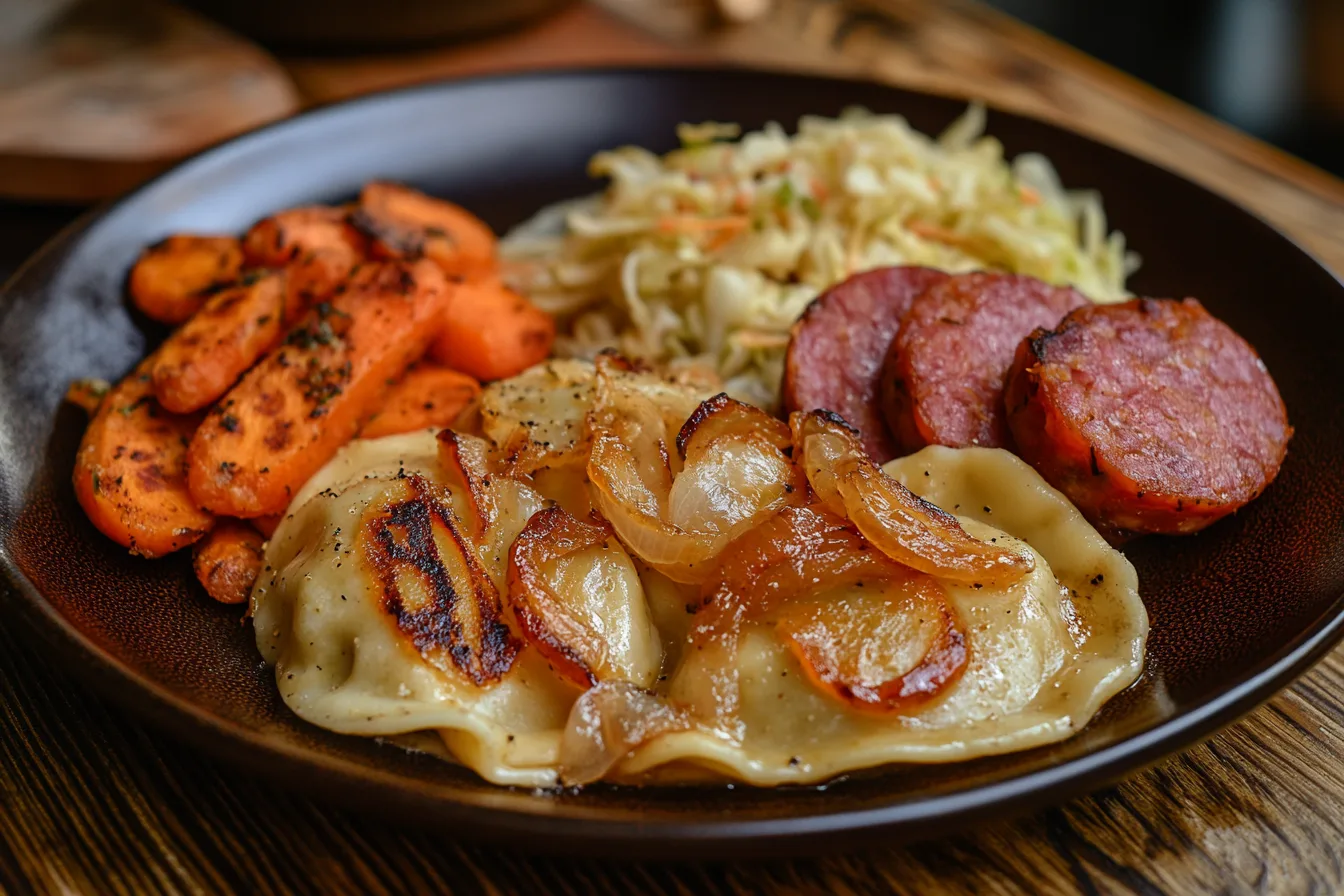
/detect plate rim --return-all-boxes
[4,63,1344,854]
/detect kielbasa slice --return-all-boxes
[782,266,949,462]
[1004,298,1291,536]
[881,272,1088,452]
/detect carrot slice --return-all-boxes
[128,235,244,325]
[65,378,111,415]
[428,278,554,381]
[352,182,496,279]
[150,270,291,414]
[73,359,214,557]
[250,514,283,538]
[193,519,265,604]
[359,362,481,439]
[187,259,452,517]
[242,205,368,305]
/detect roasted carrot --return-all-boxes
[427,278,554,381]
[250,514,283,538]
[906,220,981,251]
[359,362,481,439]
[150,270,295,414]
[352,182,496,279]
[187,260,452,517]
[65,378,111,415]
[128,235,244,325]
[193,519,265,604]
[242,205,368,305]
[73,359,214,557]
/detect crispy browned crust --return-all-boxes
[1005,298,1292,536]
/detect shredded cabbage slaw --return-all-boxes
[502,105,1139,409]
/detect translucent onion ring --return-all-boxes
[777,583,968,715]
[508,507,629,688]
[791,410,1033,585]
[588,387,802,583]
[683,505,969,723]
[558,681,693,786]
[436,429,495,537]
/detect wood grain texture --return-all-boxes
[4,597,1344,894]
[6,0,1344,893]
[292,0,1344,276]
[284,3,710,102]
[0,0,299,201]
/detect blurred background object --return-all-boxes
[986,0,1342,182]
[0,0,299,200]
[177,0,574,52]
[0,0,81,45]
[0,0,1341,204]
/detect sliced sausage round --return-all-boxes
[782,266,949,463]
[1004,298,1291,536]
[881,272,1088,452]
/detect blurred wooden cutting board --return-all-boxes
[0,0,299,202]
[0,0,701,202]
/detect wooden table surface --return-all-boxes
[5,1,1344,893]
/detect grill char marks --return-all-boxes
[362,474,519,686]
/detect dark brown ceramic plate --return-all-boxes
[2,69,1344,859]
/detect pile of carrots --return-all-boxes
[71,182,555,605]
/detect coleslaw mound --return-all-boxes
[502,105,1139,409]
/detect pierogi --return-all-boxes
[251,368,1147,787]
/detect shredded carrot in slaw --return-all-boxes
[502,105,1137,410]
[656,216,750,234]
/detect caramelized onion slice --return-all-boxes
[680,505,966,722]
[361,474,519,687]
[558,681,694,786]
[668,394,803,539]
[589,352,678,487]
[792,411,1033,585]
[777,578,968,714]
[676,392,793,461]
[597,351,723,454]
[694,506,893,639]
[588,390,802,583]
[507,508,661,689]
[437,429,547,592]
[474,353,718,479]
[437,430,495,536]
[671,507,862,731]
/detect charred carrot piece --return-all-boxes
[352,182,497,280]
[128,235,244,325]
[428,278,554,381]
[150,270,293,414]
[359,362,481,439]
[193,519,265,604]
[187,260,452,518]
[73,359,214,557]
[242,205,368,306]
